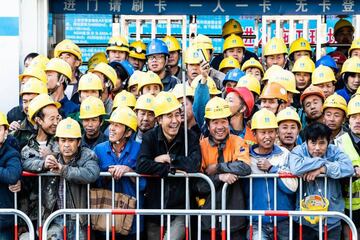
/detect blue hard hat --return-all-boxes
[146,39,169,57]
[315,55,338,72]
[223,69,245,86]
[109,60,135,79]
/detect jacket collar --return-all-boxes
[250,144,283,158]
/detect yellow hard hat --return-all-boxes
[292,56,315,73]
[241,57,264,74]
[251,108,278,130]
[137,71,164,92]
[289,38,312,56]
[79,96,106,119]
[90,62,117,88]
[113,90,137,110]
[106,35,129,53]
[54,39,82,61]
[193,34,214,51]
[163,35,181,52]
[191,75,221,95]
[28,94,61,126]
[29,55,50,70]
[262,65,283,82]
[223,34,245,52]
[263,37,288,56]
[78,73,103,92]
[88,52,108,71]
[127,70,146,91]
[312,65,336,85]
[276,107,302,129]
[260,82,288,102]
[340,57,360,76]
[204,96,231,120]
[349,38,360,56]
[55,117,81,139]
[222,19,243,38]
[323,94,347,114]
[348,94,360,117]
[108,106,137,131]
[219,56,241,71]
[153,91,182,117]
[269,70,299,94]
[0,112,9,128]
[45,58,72,80]
[301,195,329,225]
[19,66,47,83]
[334,19,354,35]
[129,40,147,60]
[184,46,202,65]
[171,83,195,99]
[20,78,48,96]
[236,74,261,95]
[134,93,155,112]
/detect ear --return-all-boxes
[157,116,163,125]
[240,105,247,115]
[34,116,42,125]
[77,139,81,148]
[75,59,81,68]
[125,130,133,138]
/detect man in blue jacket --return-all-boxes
[94,106,145,239]
[289,122,354,240]
[247,108,298,240]
[0,112,22,240]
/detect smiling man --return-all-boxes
[136,91,201,240]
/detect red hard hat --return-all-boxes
[226,87,255,118]
[329,51,347,65]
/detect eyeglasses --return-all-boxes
[147,55,165,61]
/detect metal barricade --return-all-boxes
[20,171,216,240]
[0,208,35,240]
[221,174,357,240]
[41,208,358,240]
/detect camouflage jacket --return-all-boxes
[10,118,36,151]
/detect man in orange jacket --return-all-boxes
[198,96,251,240]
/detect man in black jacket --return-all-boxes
[137,91,201,240]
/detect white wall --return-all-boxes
[0,0,20,113]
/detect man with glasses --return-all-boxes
[146,39,179,91]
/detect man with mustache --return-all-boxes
[334,94,360,238]
[276,107,302,151]
[322,94,347,143]
[198,96,251,239]
[137,91,201,240]
[299,85,325,130]
[79,96,107,150]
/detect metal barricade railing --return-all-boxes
[41,208,358,240]
[221,173,357,240]
[0,208,35,240]
[19,171,216,240]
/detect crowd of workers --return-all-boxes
[0,17,359,240]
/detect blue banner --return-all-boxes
[50,0,359,15]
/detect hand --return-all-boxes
[9,121,21,131]
[219,173,238,185]
[108,165,132,180]
[39,146,52,159]
[257,159,272,172]
[200,61,210,81]
[154,154,171,164]
[303,166,325,182]
[9,180,21,193]
[205,164,217,176]
[44,155,58,169]
[354,166,360,178]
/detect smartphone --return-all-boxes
[197,48,208,63]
